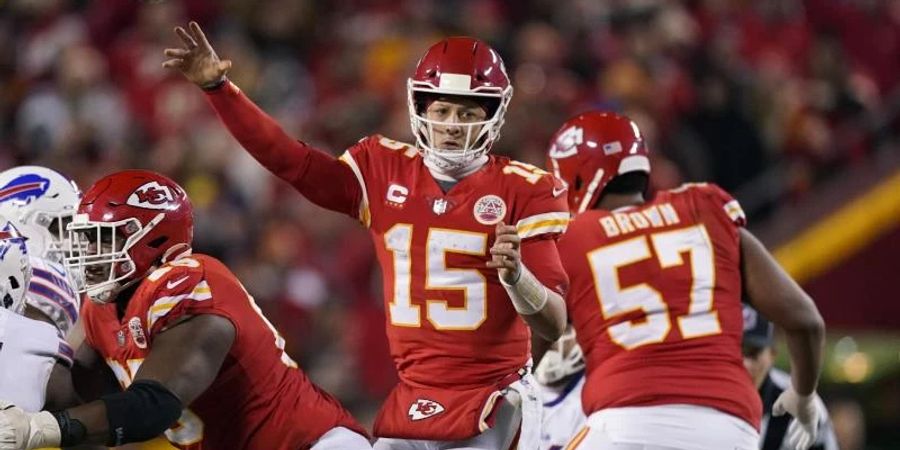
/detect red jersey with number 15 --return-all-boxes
[557,183,761,429]
[341,136,569,440]
[81,254,366,450]
[340,135,569,390]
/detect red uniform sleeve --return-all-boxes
[521,237,569,297]
[513,170,571,242]
[696,183,747,228]
[205,80,362,219]
[511,167,571,296]
[144,264,214,337]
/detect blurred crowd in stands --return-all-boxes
[1,0,897,440]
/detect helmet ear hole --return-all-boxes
[2,293,12,309]
[8,275,19,290]
[574,176,583,191]
[147,236,168,249]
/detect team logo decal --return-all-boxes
[473,195,506,225]
[433,198,448,215]
[408,398,445,421]
[128,317,148,349]
[126,182,175,210]
[0,174,50,206]
[0,222,27,260]
[602,141,623,155]
[548,126,583,159]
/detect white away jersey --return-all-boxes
[539,372,587,450]
[25,256,80,337]
[0,308,72,412]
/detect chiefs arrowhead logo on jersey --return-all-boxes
[473,195,506,225]
[127,182,175,210]
[408,398,445,421]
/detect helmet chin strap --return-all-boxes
[424,154,488,181]
[87,282,121,304]
[578,168,606,214]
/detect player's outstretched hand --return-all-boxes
[487,223,521,285]
[772,388,821,450]
[0,403,60,450]
[163,21,232,88]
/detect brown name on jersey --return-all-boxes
[599,203,681,238]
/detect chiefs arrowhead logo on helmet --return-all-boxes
[127,182,176,210]
[407,398,445,421]
[548,125,583,159]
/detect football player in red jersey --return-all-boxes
[163,22,569,450]
[0,170,370,450]
[546,112,825,450]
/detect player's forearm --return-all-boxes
[205,79,312,184]
[531,331,554,366]
[205,79,363,216]
[502,264,567,341]
[64,401,109,445]
[44,365,82,410]
[520,292,567,342]
[784,316,825,396]
[55,379,183,447]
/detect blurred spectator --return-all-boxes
[827,397,866,450]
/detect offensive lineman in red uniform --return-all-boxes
[546,112,825,450]
[0,170,370,450]
[163,22,569,450]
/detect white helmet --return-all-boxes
[0,166,81,263]
[0,219,32,315]
[535,326,585,385]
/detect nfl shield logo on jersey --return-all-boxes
[473,195,506,225]
[408,398,445,421]
[433,198,448,215]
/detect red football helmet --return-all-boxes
[408,37,513,173]
[546,111,650,213]
[64,170,193,303]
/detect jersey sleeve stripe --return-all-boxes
[564,426,590,450]
[516,212,570,239]
[338,151,372,227]
[27,281,78,323]
[724,200,746,224]
[146,281,213,329]
[57,340,74,368]
[31,268,77,298]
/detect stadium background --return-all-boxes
[1,0,897,448]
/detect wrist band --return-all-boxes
[201,77,227,91]
[51,410,86,447]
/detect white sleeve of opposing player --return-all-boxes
[25,257,81,337]
[0,310,60,412]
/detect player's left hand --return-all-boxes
[0,403,60,450]
[487,223,521,285]
[772,388,821,450]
